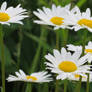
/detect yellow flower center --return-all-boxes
[26,76,37,81]
[50,16,64,25]
[78,19,92,28]
[85,49,92,53]
[58,61,77,72]
[74,74,86,79]
[0,12,10,22]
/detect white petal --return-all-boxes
[1,2,7,11]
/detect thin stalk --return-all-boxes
[39,29,48,92]
[86,73,89,92]
[86,62,90,92]
[0,24,5,92]
[79,30,88,92]
[56,30,59,49]
[25,40,41,92]
[42,83,49,92]
[61,29,69,92]
[82,31,89,92]
[25,83,32,92]
[75,30,88,92]
[82,31,88,55]
[17,28,23,69]
[55,30,59,92]
[75,76,82,92]
[64,79,68,92]
[30,27,46,73]
[25,27,46,92]
[55,29,69,92]
[78,76,82,92]
[55,80,59,92]
[61,29,68,47]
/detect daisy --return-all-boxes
[67,44,82,52]
[7,69,52,83]
[69,73,92,82]
[33,4,72,30]
[67,42,92,63]
[66,6,92,32]
[0,2,28,25]
[45,48,91,80]
[85,41,92,63]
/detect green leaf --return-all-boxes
[77,0,86,7]
[24,32,53,52]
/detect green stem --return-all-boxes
[78,76,82,92]
[17,28,23,69]
[0,24,5,92]
[82,30,88,55]
[30,27,46,73]
[86,73,90,92]
[82,31,89,92]
[61,29,68,47]
[55,80,59,92]
[75,76,82,92]
[25,27,46,92]
[55,30,59,92]
[25,83,32,92]
[39,30,48,92]
[56,30,59,49]
[64,79,68,92]
[55,29,69,92]
[75,30,88,92]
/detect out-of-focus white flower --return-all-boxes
[67,42,92,63]
[67,44,82,52]
[7,69,52,83]
[69,73,92,82]
[85,41,92,63]
[0,2,28,25]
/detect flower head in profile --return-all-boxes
[7,69,52,83]
[0,2,28,25]
[45,48,91,80]
[67,6,92,32]
[67,44,82,52]
[85,41,92,63]
[67,42,92,63]
[69,73,92,82]
[33,4,71,30]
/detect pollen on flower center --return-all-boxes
[50,16,64,25]
[78,19,92,28]
[26,76,37,81]
[0,12,10,22]
[58,61,77,72]
[85,49,92,53]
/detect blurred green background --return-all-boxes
[0,0,92,92]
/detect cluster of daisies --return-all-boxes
[7,41,92,83]
[0,1,92,84]
[33,4,92,32]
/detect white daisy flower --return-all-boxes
[66,6,92,32]
[33,4,72,30]
[67,44,82,52]
[45,48,91,80]
[7,69,52,83]
[0,2,28,25]
[69,73,92,82]
[85,41,92,63]
[67,42,92,63]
